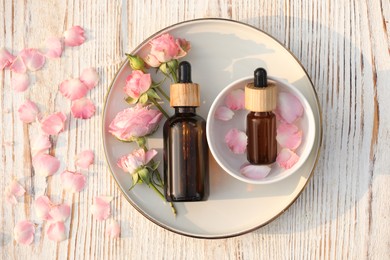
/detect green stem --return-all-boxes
[156,85,170,102]
[150,182,176,216]
[151,98,169,118]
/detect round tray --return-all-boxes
[102,18,322,239]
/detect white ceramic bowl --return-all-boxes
[206,76,316,184]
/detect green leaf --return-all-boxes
[138,168,150,185]
[139,93,148,104]
[150,161,160,171]
[125,96,138,105]
[147,89,161,100]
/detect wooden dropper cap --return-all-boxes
[170,61,200,107]
[245,68,277,112]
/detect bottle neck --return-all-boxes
[174,107,197,114]
[250,111,274,116]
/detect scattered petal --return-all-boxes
[18,99,39,123]
[240,164,272,180]
[19,48,46,71]
[91,196,112,221]
[12,73,30,92]
[106,220,120,238]
[80,67,99,89]
[75,150,94,169]
[31,134,51,156]
[225,89,245,111]
[0,48,15,69]
[45,37,63,58]
[34,196,53,221]
[276,123,303,150]
[60,170,87,193]
[275,92,304,124]
[41,112,67,135]
[49,204,70,222]
[47,222,67,242]
[5,180,26,204]
[14,220,35,245]
[59,78,88,101]
[225,128,247,154]
[214,106,234,121]
[63,26,85,47]
[32,154,60,177]
[71,98,96,119]
[276,148,300,169]
[10,56,27,74]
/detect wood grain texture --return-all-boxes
[1,0,389,259]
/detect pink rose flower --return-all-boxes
[117,148,157,175]
[108,105,163,141]
[124,70,151,99]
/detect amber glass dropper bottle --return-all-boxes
[163,61,209,202]
[245,68,277,164]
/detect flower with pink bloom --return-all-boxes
[276,148,300,169]
[276,123,302,150]
[225,128,247,154]
[19,48,46,71]
[106,220,120,238]
[60,170,87,193]
[91,196,113,221]
[47,222,67,242]
[240,164,272,180]
[45,37,63,58]
[275,92,304,124]
[225,89,245,111]
[80,67,99,90]
[5,180,26,205]
[18,99,40,123]
[41,112,67,135]
[109,105,162,142]
[12,73,30,92]
[59,78,88,101]
[71,98,96,119]
[75,150,94,169]
[32,154,60,177]
[63,26,86,47]
[117,148,157,175]
[0,48,15,69]
[14,220,35,245]
[124,70,152,100]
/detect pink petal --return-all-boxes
[60,170,87,193]
[14,220,35,245]
[225,89,245,111]
[276,148,300,169]
[91,196,112,221]
[215,106,234,121]
[47,222,67,242]
[12,73,30,92]
[34,196,53,221]
[59,78,88,101]
[144,54,161,67]
[276,123,303,150]
[19,48,46,71]
[45,37,63,58]
[5,180,26,204]
[18,99,39,123]
[31,134,51,156]
[41,112,67,135]
[6,193,17,204]
[275,92,304,124]
[105,220,120,238]
[225,128,247,154]
[144,149,158,165]
[80,68,99,90]
[10,56,27,74]
[75,150,94,169]
[49,204,70,222]
[0,48,15,69]
[71,98,96,119]
[63,26,86,47]
[32,154,60,177]
[240,164,272,180]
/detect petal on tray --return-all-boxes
[225,89,245,111]
[275,92,303,124]
[276,123,302,150]
[240,164,271,180]
[214,106,234,121]
[225,128,247,154]
[276,148,300,169]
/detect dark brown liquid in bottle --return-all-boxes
[247,111,277,164]
[163,107,209,202]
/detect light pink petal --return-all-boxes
[6,180,26,203]
[144,149,158,165]
[240,164,272,180]
[225,89,245,111]
[32,154,60,177]
[60,170,87,193]
[10,56,27,74]
[215,106,234,121]
[276,123,303,150]
[275,92,304,124]
[18,99,39,123]
[63,26,85,47]
[80,67,99,89]
[91,196,112,221]
[6,193,17,204]
[45,37,63,58]
[276,148,300,169]
[225,128,247,154]
[105,220,120,238]
[14,220,35,245]
[59,78,88,101]
[0,48,15,69]
[34,196,53,221]
[144,54,161,67]
[31,134,51,156]
[75,150,94,169]
[49,204,70,222]
[41,112,67,135]
[12,73,30,92]
[47,222,67,242]
[71,98,96,119]
[20,48,46,71]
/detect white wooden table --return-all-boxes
[1,0,389,259]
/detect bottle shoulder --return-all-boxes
[164,113,206,127]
